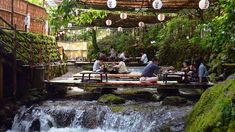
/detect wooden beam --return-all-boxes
[78,0,202,12]
[0,58,3,99]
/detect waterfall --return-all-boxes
[8,100,192,132]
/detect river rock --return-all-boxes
[98,94,125,104]
[161,96,188,106]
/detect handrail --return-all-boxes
[0,16,37,65]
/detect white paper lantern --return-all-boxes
[106,19,112,26]
[138,21,145,27]
[199,0,210,10]
[152,0,163,10]
[120,13,127,19]
[107,0,117,9]
[117,27,123,32]
[158,13,165,21]
[68,23,72,28]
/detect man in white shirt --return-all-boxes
[93,57,104,72]
[119,52,128,62]
[113,58,129,73]
[140,52,148,64]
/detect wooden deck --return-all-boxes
[44,79,213,89]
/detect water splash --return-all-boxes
[9,100,192,132]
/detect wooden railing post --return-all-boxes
[0,58,3,99]
[39,44,43,64]
[12,24,17,97]
[29,39,33,67]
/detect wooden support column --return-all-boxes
[11,0,14,25]
[12,24,17,97]
[0,58,3,99]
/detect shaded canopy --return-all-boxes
[78,0,207,12]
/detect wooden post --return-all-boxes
[12,24,17,97]
[0,58,3,99]
[11,0,14,25]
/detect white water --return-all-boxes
[9,100,192,132]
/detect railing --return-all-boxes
[0,16,39,97]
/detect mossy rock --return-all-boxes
[98,94,125,104]
[186,77,235,132]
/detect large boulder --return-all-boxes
[186,77,235,131]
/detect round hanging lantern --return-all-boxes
[107,0,117,9]
[62,31,65,34]
[117,27,123,32]
[157,13,165,21]
[106,19,112,26]
[67,29,70,32]
[152,0,163,10]
[72,30,76,34]
[68,23,72,28]
[120,13,127,19]
[138,21,145,27]
[199,0,210,10]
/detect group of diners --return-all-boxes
[140,57,208,83]
[93,49,208,83]
[98,47,148,64]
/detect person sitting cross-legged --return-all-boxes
[140,57,160,83]
[113,58,130,74]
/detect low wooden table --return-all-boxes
[80,71,108,82]
[162,72,185,84]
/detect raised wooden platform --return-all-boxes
[44,80,213,90]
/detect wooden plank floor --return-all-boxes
[44,79,213,89]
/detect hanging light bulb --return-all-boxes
[67,29,70,32]
[157,13,165,21]
[62,31,65,34]
[117,27,123,32]
[107,0,117,9]
[72,30,76,34]
[106,19,112,26]
[199,0,210,10]
[152,0,163,10]
[138,21,145,27]
[120,13,127,19]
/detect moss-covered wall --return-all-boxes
[45,64,67,80]
[186,77,235,131]
[0,29,60,64]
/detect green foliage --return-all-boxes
[49,0,107,34]
[154,16,206,68]
[0,29,60,64]
[27,0,43,7]
[186,77,235,131]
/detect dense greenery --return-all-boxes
[27,0,43,7]
[49,0,106,35]
[186,76,235,131]
[0,30,60,64]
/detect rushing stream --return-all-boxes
[8,100,192,132]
